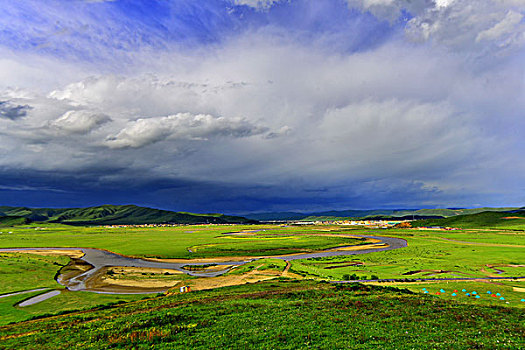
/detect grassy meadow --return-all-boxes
[0,222,523,347]
[0,280,523,349]
[290,229,524,281]
[0,252,144,326]
[0,253,68,294]
[0,224,364,258]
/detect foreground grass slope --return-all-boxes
[0,281,522,349]
[0,205,255,225]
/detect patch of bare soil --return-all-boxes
[181,271,275,291]
[181,264,234,273]
[330,243,388,251]
[281,261,302,279]
[84,267,182,293]
[109,266,184,275]
[175,263,302,292]
[3,249,84,259]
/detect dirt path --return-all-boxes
[283,261,291,276]
[0,249,85,259]
[183,264,280,291]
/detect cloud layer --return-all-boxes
[0,0,524,212]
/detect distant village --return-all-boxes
[291,219,406,228]
[283,219,458,230]
[101,220,457,230]
[102,223,240,228]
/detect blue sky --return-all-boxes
[0,0,524,213]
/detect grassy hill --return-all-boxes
[412,210,525,229]
[245,207,521,221]
[0,216,32,227]
[0,205,255,226]
[0,280,522,349]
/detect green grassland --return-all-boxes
[373,280,525,308]
[0,280,522,349]
[291,229,524,281]
[0,253,69,294]
[188,234,365,257]
[0,290,143,327]
[0,224,364,258]
[0,224,365,325]
[0,253,146,326]
[0,222,523,347]
[226,258,287,275]
[288,228,525,307]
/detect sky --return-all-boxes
[0,0,524,214]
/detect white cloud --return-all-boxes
[476,10,524,42]
[405,0,525,52]
[50,110,110,134]
[435,0,455,7]
[342,0,525,54]
[234,0,285,10]
[105,113,266,149]
[346,0,432,22]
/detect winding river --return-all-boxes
[0,234,407,304]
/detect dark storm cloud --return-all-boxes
[0,167,508,214]
[0,101,31,120]
[0,0,523,212]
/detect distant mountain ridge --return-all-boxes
[244,207,522,221]
[0,205,256,225]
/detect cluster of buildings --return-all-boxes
[103,223,183,228]
[103,223,237,228]
[292,220,407,228]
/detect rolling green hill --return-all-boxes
[245,207,521,221]
[0,205,255,226]
[411,210,525,229]
[0,216,32,227]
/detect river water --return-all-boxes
[0,234,406,304]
